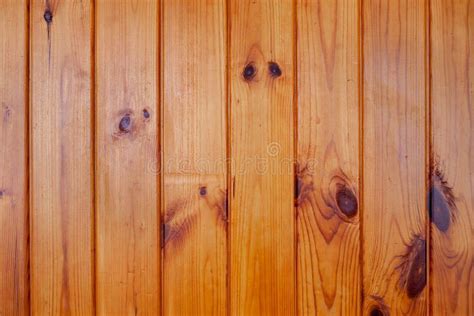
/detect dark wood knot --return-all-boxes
[119,115,131,133]
[429,164,456,233]
[367,296,390,316]
[397,235,426,299]
[370,307,385,316]
[406,238,426,298]
[335,186,358,218]
[429,186,450,232]
[44,10,53,23]
[199,186,207,196]
[268,62,282,78]
[242,63,256,81]
[143,109,150,119]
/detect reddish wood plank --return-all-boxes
[162,0,227,315]
[230,0,296,314]
[430,0,474,314]
[0,1,29,314]
[30,0,94,314]
[296,0,361,314]
[362,0,428,314]
[95,0,160,314]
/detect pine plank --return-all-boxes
[30,0,94,314]
[430,1,474,314]
[0,1,29,314]
[162,0,227,315]
[229,0,295,314]
[296,0,361,314]
[95,0,160,314]
[362,0,428,314]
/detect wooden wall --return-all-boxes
[0,0,472,315]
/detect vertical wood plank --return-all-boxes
[362,0,428,315]
[230,0,295,314]
[296,0,361,314]
[30,0,94,314]
[430,1,474,314]
[96,0,160,314]
[0,1,29,314]
[162,0,227,315]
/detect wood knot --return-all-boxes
[143,109,150,119]
[0,190,4,198]
[370,307,386,316]
[328,173,358,222]
[119,115,131,133]
[44,10,53,23]
[199,186,207,196]
[397,235,426,298]
[429,163,456,232]
[335,186,358,218]
[406,240,426,298]
[242,63,257,81]
[268,62,282,78]
[295,162,314,207]
[429,186,450,232]
[162,223,170,248]
[367,295,390,316]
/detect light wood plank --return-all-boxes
[362,0,428,314]
[230,0,295,314]
[0,1,29,314]
[96,0,160,314]
[430,1,474,314]
[162,0,227,315]
[296,0,361,314]
[30,0,94,314]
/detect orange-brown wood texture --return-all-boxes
[362,0,428,314]
[296,0,361,315]
[95,0,160,314]
[0,1,29,314]
[162,0,227,315]
[0,1,473,315]
[30,0,94,314]
[229,0,296,314]
[430,1,474,314]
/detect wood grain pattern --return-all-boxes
[296,0,361,314]
[230,0,295,314]
[430,1,474,314]
[30,0,94,314]
[0,1,29,314]
[1,1,474,313]
[362,0,428,315]
[162,0,227,315]
[95,0,160,314]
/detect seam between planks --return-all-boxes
[91,0,97,313]
[26,0,31,313]
[426,0,432,315]
[225,0,231,315]
[358,0,365,314]
[159,0,164,314]
[292,0,298,314]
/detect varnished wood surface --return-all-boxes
[0,1,472,315]
[162,0,227,314]
[430,1,473,314]
[296,0,361,314]
[30,0,94,314]
[229,0,296,314]
[0,1,29,314]
[95,0,160,314]
[362,0,428,314]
